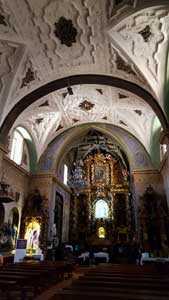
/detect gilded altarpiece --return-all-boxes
[138,186,169,251]
[70,153,134,247]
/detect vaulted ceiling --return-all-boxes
[0,0,169,165]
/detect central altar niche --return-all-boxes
[70,149,134,247]
[95,199,109,219]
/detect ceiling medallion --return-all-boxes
[79,100,95,111]
[54,17,77,47]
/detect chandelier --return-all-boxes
[68,160,89,196]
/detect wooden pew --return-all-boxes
[53,289,169,300]
[0,261,74,300]
[52,264,169,300]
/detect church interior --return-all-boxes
[0,0,169,299]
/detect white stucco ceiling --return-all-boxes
[0,0,168,157]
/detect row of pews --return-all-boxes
[52,264,169,300]
[0,260,73,300]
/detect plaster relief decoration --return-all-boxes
[5,56,40,114]
[109,6,169,100]
[134,110,142,116]
[11,83,155,157]
[79,100,95,111]
[54,16,78,47]
[115,50,137,76]
[0,41,18,94]
[20,66,35,89]
[0,1,17,33]
[60,85,111,124]
[41,0,96,69]
[0,12,7,26]
[20,60,37,89]
[0,40,23,121]
[138,24,151,42]
[109,47,147,88]
[108,0,136,19]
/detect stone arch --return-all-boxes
[0,75,168,145]
[38,123,152,173]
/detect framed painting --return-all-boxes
[94,164,109,183]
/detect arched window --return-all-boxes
[64,164,68,185]
[95,199,109,219]
[10,126,34,171]
[10,130,24,165]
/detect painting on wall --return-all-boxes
[94,164,109,183]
